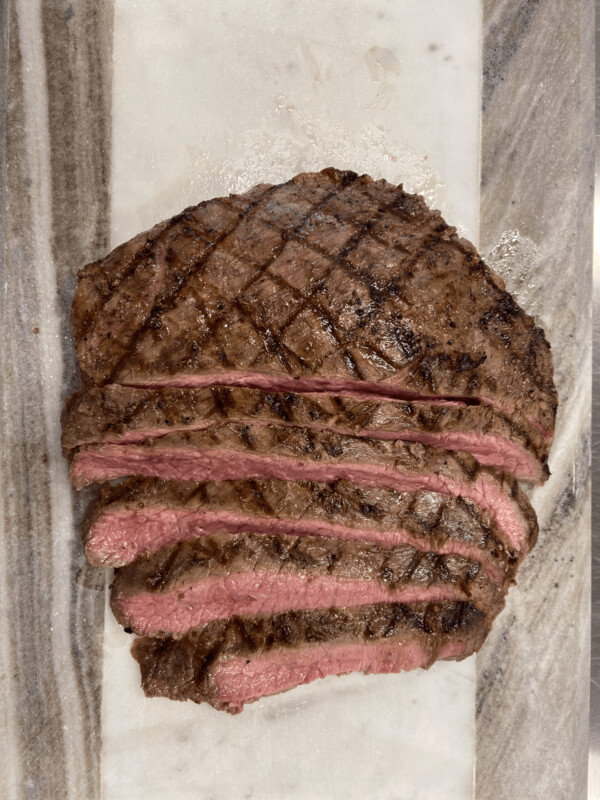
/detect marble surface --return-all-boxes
[0,1,592,799]
[111,0,481,246]
[0,2,112,799]
[475,2,593,798]
[106,3,481,799]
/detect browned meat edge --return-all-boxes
[84,477,520,582]
[72,168,556,437]
[71,422,539,555]
[131,601,489,712]
[110,532,506,637]
[61,384,549,483]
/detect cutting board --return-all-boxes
[0,1,591,799]
[105,4,480,798]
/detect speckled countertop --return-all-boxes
[0,2,592,799]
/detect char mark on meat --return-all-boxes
[131,601,489,712]
[110,532,506,637]
[71,423,539,554]
[72,169,556,440]
[84,477,520,584]
[62,384,550,483]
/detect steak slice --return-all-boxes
[71,423,538,553]
[62,384,550,483]
[85,478,518,586]
[73,168,556,439]
[110,533,505,637]
[131,601,489,712]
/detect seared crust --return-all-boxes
[64,168,557,712]
[84,477,521,580]
[73,422,539,554]
[131,601,489,711]
[110,532,506,635]
[61,384,549,482]
[73,169,557,437]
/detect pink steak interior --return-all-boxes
[116,571,460,635]
[89,508,505,583]
[130,371,479,406]
[214,638,467,711]
[75,448,527,551]
[92,423,540,483]
[128,371,550,440]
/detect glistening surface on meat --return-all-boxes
[131,601,489,713]
[110,533,505,636]
[70,422,538,554]
[62,384,550,483]
[72,169,557,439]
[84,478,520,583]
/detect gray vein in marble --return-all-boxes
[476,1,593,798]
[0,3,16,795]
[481,0,543,112]
[0,0,593,796]
[0,1,112,798]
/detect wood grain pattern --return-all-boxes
[0,2,112,798]
[476,1,593,798]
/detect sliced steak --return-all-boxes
[110,533,504,637]
[62,384,550,483]
[131,601,489,712]
[73,168,556,439]
[71,423,538,553]
[85,478,519,586]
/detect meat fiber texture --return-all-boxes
[62,168,557,710]
[84,478,520,585]
[131,602,489,713]
[62,384,550,483]
[72,168,556,441]
[71,422,538,555]
[110,532,505,637]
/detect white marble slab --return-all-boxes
[1,1,591,798]
[104,2,482,798]
[111,0,481,245]
[104,612,476,800]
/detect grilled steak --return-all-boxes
[62,167,557,710]
[85,478,519,585]
[71,423,538,553]
[110,532,505,637]
[62,384,550,482]
[72,168,556,439]
[132,601,489,712]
